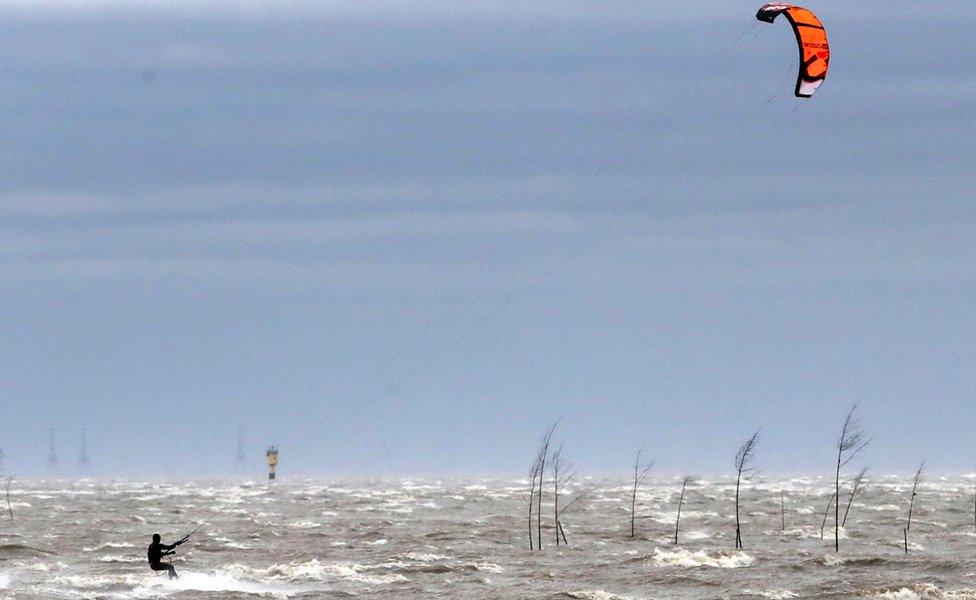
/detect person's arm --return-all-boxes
[162,543,177,551]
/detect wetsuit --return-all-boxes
[147,540,179,579]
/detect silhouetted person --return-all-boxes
[147,533,182,579]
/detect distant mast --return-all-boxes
[266,446,278,480]
[235,427,246,470]
[78,428,89,469]
[48,428,59,472]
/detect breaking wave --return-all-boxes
[813,555,891,568]
[756,590,798,599]
[131,572,315,598]
[865,584,976,599]
[227,560,409,585]
[565,591,645,600]
[648,548,754,569]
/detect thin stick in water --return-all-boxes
[907,462,924,531]
[820,493,834,540]
[674,476,692,544]
[4,477,12,519]
[630,448,653,539]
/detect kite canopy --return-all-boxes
[756,3,830,98]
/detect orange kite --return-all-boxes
[756,3,830,98]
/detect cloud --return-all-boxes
[3,187,972,295]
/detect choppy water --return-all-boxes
[1,475,975,599]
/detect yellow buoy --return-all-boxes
[266,446,278,480]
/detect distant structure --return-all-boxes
[78,429,89,469]
[235,427,246,469]
[48,428,59,471]
[266,446,278,480]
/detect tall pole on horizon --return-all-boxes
[78,429,89,469]
[47,428,59,472]
[235,427,247,470]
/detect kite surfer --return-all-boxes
[147,529,196,579]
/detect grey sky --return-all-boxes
[1,1,974,475]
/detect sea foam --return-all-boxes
[651,548,754,569]
[131,571,308,599]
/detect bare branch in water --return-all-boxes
[820,493,834,540]
[907,462,924,531]
[533,422,557,551]
[842,467,869,527]
[674,475,695,544]
[630,447,654,539]
[526,455,541,550]
[550,445,577,546]
[734,429,761,549]
[4,476,13,520]
[834,405,869,552]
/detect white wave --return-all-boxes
[880,538,925,552]
[867,584,976,599]
[0,573,9,589]
[131,571,307,598]
[816,554,846,567]
[211,535,251,550]
[97,555,143,563]
[219,507,250,515]
[649,510,719,524]
[401,552,450,562]
[773,526,848,540]
[471,562,504,573]
[225,541,252,550]
[229,559,408,585]
[567,591,644,600]
[288,521,321,529]
[916,520,948,529]
[743,589,799,600]
[815,554,890,567]
[402,483,443,491]
[84,542,136,552]
[54,574,145,589]
[651,548,754,568]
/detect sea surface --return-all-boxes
[1,475,975,599]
